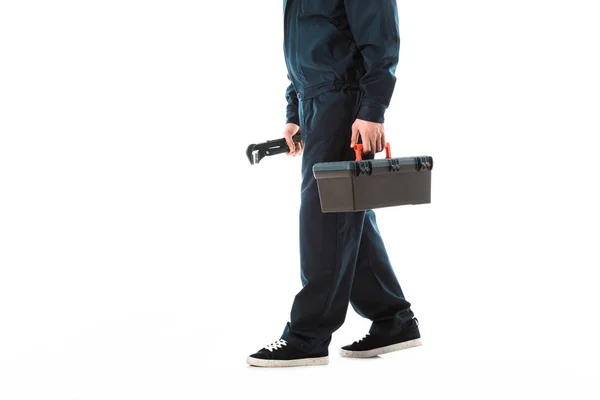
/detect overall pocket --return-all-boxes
[299,97,315,135]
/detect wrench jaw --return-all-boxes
[253,150,265,165]
[246,144,266,165]
[247,134,300,165]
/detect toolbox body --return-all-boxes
[313,155,433,213]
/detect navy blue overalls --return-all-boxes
[281,0,414,355]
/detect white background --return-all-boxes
[1,1,599,399]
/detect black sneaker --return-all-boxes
[247,339,329,367]
[340,318,422,358]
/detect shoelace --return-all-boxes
[355,333,370,344]
[265,339,287,352]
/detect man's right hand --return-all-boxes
[284,123,303,156]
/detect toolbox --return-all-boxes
[312,144,433,213]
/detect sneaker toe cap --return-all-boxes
[248,349,273,360]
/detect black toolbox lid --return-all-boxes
[313,156,433,179]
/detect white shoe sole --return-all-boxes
[247,356,329,368]
[339,338,422,358]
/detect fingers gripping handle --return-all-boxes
[247,133,303,165]
[353,143,392,161]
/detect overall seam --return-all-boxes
[314,212,341,344]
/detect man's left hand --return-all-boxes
[350,119,386,154]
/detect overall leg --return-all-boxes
[281,89,365,354]
[350,210,415,336]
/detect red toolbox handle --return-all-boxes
[354,143,392,161]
